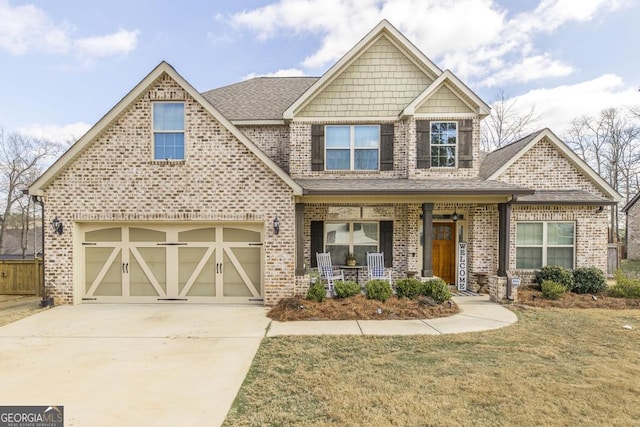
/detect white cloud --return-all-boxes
[508,74,640,134]
[74,29,139,58]
[242,68,307,80]
[0,0,70,54]
[18,122,91,145]
[479,54,574,87]
[0,1,138,59]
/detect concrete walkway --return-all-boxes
[268,295,517,336]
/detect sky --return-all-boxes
[1,0,639,144]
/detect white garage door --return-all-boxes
[81,223,263,303]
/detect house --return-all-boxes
[622,192,640,260]
[28,20,621,306]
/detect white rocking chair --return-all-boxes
[316,252,344,296]
[367,252,393,284]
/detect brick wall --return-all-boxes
[238,125,290,173]
[43,73,296,305]
[628,202,640,260]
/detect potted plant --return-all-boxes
[346,252,357,266]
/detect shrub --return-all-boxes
[365,280,393,302]
[395,278,423,299]
[421,278,452,303]
[572,267,607,294]
[306,282,326,302]
[535,265,573,290]
[608,271,640,298]
[333,280,361,299]
[541,280,566,300]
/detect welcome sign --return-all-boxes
[457,242,468,291]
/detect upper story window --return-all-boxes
[153,102,185,160]
[325,125,379,171]
[430,122,457,167]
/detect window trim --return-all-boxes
[324,125,380,171]
[429,121,458,168]
[324,221,380,264]
[152,101,185,161]
[515,221,576,269]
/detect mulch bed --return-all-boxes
[516,288,640,309]
[268,294,459,321]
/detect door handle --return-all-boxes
[122,263,129,273]
[217,263,222,274]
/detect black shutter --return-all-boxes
[310,221,324,268]
[311,125,324,171]
[380,123,394,171]
[416,120,431,169]
[458,119,473,168]
[380,221,393,268]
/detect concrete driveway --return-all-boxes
[0,304,270,426]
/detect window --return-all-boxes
[430,122,457,167]
[325,125,379,170]
[325,222,379,265]
[153,102,185,160]
[516,222,575,269]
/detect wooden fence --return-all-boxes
[0,259,43,296]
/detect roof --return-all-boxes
[479,129,545,179]
[202,77,318,123]
[622,192,640,213]
[29,62,303,196]
[479,128,622,202]
[515,190,617,206]
[295,178,533,196]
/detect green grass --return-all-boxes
[224,308,640,426]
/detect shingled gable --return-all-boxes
[283,19,442,120]
[401,70,491,118]
[481,128,621,202]
[29,61,302,196]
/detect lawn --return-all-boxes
[224,307,640,426]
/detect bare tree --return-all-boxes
[0,130,57,253]
[481,89,539,152]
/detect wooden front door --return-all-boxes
[432,223,455,284]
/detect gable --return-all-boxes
[297,35,433,118]
[498,137,607,197]
[29,62,302,196]
[415,84,474,114]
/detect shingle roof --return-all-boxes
[478,129,546,179]
[295,178,533,196]
[515,190,617,205]
[202,77,319,121]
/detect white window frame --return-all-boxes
[152,102,185,161]
[325,125,380,171]
[324,221,380,265]
[515,221,576,269]
[430,121,457,168]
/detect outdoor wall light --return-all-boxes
[51,217,63,235]
[273,216,280,235]
[452,211,459,222]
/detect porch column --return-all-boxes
[498,202,511,277]
[421,203,433,277]
[295,203,305,275]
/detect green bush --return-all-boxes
[395,278,423,299]
[421,278,452,303]
[541,280,566,300]
[535,265,573,290]
[608,271,640,298]
[572,267,607,294]
[306,282,326,302]
[365,280,393,302]
[333,280,361,298]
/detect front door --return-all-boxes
[432,223,455,284]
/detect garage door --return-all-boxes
[81,223,263,303]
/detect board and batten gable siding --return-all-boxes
[297,36,434,118]
[43,74,297,305]
[415,84,475,114]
